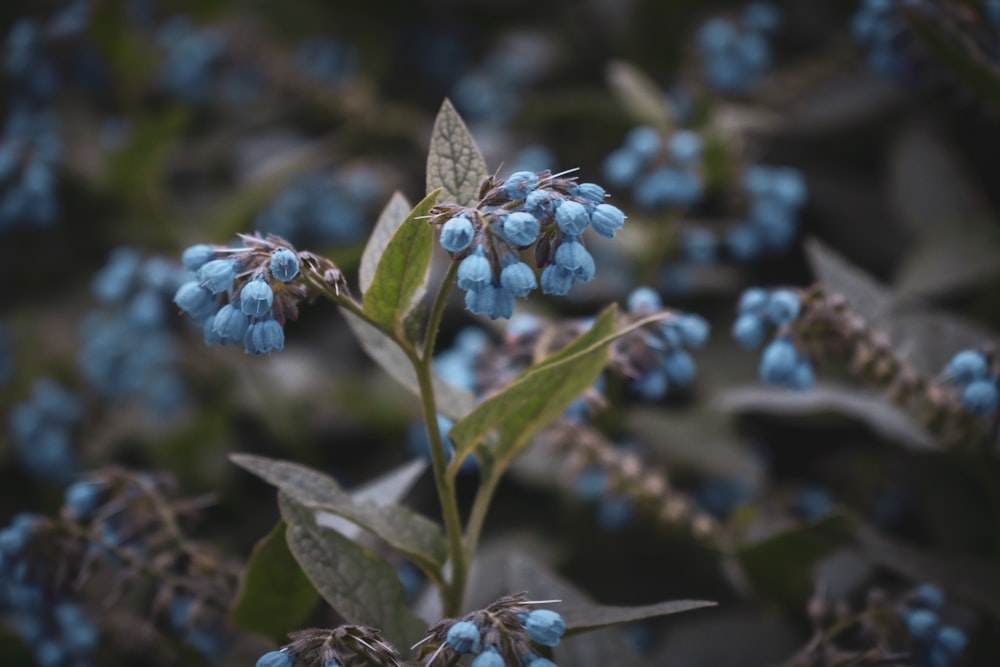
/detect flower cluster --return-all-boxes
[850,0,920,77]
[943,349,998,418]
[429,169,626,320]
[602,125,704,212]
[696,2,781,95]
[256,625,403,667]
[724,164,807,262]
[416,593,566,666]
[79,248,192,418]
[732,287,815,390]
[0,513,99,667]
[900,584,968,667]
[174,234,346,355]
[254,168,382,248]
[619,287,710,400]
[10,378,83,483]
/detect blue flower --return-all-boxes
[664,349,696,386]
[759,337,798,386]
[590,203,625,239]
[946,350,988,386]
[457,246,493,291]
[961,379,998,417]
[440,214,475,252]
[471,646,505,667]
[445,620,481,654]
[256,650,294,667]
[197,259,238,295]
[270,248,300,282]
[765,289,800,325]
[540,265,573,296]
[181,244,215,271]
[244,318,284,355]
[240,276,275,318]
[553,239,595,282]
[555,200,590,235]
[624,125,662,162]
[573,182,606,204]
[500,260,537,298]
[627,286,662,312]
[523,609,566,647]
[64,481,100,519]
[503,171,539,199]
[501,211,540,246]
[211,303,250,345]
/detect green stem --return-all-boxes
[422,261,459,362]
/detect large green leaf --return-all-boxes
[279,494,427,648]
[230,454,446,578]
[605,60,672,129]
[361,191,412,294]
[230,520,319,641]
[362,190,440,338]
[449,306,617,467]
[426,99,488,205]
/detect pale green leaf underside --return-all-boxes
[426,98,488,205]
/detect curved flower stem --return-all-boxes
[422,261,460,362]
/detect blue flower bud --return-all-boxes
[624,125,662,162]
[663,349,696,386]
[525,189,560,219]
[524,655,558,667]
[471,646,504,667]
[773,167,807,207]
[682,227,718,264]
[440,215,475,253]
[212,303,250,344]
[197,259,238,295]
[627,286,662,312]
[726,224,763,263]
[905,609,939,641]
[668,130,702,164]
[602,147,643,188]
[244,318,284,355]
[256,650,294,667]
[540,265,573,296]
[500,260,537,298]
[676,314,710,349]
[457,247,493,292]
[935,626,967,657]
[503,171,539,199]
[240,276,275,318]
[590,204,625,239]
[790,359,815,390]
[554,240,595,282]
[913,584,944,610]
[946,350,988,386]
[466,285,515,320]
[765,289,800,325]
[174,281,217,322]
[632,368,669,400]
[573,182,606,204]
[502,211,540,246]
[555,200,590,235]
[64,481,100,519]
[524,609,566,647]
[737,287,769,314]
[181,244,215,271]
[270,248,300,282]
[446,620,481,654]
[961,379,998,416]
[759,337,798,385]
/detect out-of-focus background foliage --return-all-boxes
[2,0,1000,666]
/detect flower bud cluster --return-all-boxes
[850,0,923,78]
[155,16,229,104]
[731,287,815,390]
[602,125,705,212]
[696,2,781,95]
[724,165,808,262]
[898,584,968,667]
[256,625,403,667]
[417,593,566,666]
[943,349,998,418]
[174,234,346,355]
[10,378,83,483]
[80,248,192,418]
[430,169,626,320]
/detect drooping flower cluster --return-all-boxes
[10,378,84,483]
[416,593,566,666]
[173,234,346,355]
[602,126,705,212]
[255,625,403,667]
[732,287,815,390]
[429,169,627,320]
[943,349,998,418]
[696,2,782,95]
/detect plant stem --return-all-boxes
[422,261,459,362]
[462,463,502,565]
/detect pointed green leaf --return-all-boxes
[341,309,477,420]
[279,494,427,648]
[561,599,717,637]
[361,191,412,294]
[426,99,488,205]
[230,454,447,578]
[362,189,440,338]
[230,520,319,641]
[605,60,672,129]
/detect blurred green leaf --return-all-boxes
[230,520,319,641]
[279,494,427,648]
[361,191,412,293]
[561,599,716,637]
[362,190,440,340]
[426,99,488,205]
[605,60,672,130]
[230,454,447,578]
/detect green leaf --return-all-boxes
[362,189,440,338]
[605,60,672,129]
[279,494,427,648]
[735,514,855,605]
[230,454,447,578]
[341,310,477,420]
[361,191,412,294]
[426,99,488,205]
[561,599,716,637]
[230,520,319,641]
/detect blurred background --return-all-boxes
[2,1,1000,666]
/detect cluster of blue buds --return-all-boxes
[725,165,807,262]
[622,286,710,400]
[0,513,100,667]
[429,169,626,320]
[602,125,705,212]
[850,0,923,77]
[696,2,781,94]
[174,234,346,355]
[295,36,359,87]
[943,349,998,418]
[155,16,229,104]
[255,625,402,667]
[418,593,566,666]
[254,168,382,248]
[900,584,968,667]
[10,378,83,483]
[573,464,637,533]
[732,287,815,390]
[80,248,192,418]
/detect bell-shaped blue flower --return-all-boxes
[523,609,566,647]
[590,203,625,239]
[197,259,238,295]
[173,281,217,322]
[501,212,540,246]
[554,239,595,282]
[445,620,481,654]
[500,260,537,298]
[457,246,493,292]
[440,215,475,253]
[269,248,300,282]
[555,200,589,235]
[540,265,573,296]
[244,318,284,355]
[240,276,274,318]
[212,303,250,344]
